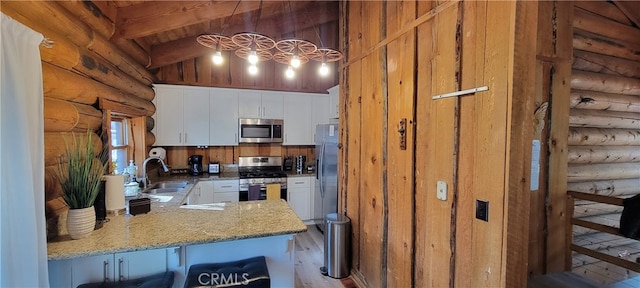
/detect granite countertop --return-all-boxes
[47,194,307,260]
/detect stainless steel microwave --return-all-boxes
[238,118,283,143]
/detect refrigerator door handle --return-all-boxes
[320,141,326,198]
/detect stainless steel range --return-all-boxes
[238,156,287,201]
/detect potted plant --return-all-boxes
[53,130,108,239]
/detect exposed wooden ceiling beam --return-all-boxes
[148,3,338,68]
[613,1,640,30]
[115,1,283,39]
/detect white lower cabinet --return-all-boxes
[188,180,238,205]
[287,176,312,221]
[188,181,214,205]
[48,248,181,288]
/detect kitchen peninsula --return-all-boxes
[47,188,307,288]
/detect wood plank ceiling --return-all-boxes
[104,1,339,70]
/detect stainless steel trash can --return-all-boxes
[322,213,351,279]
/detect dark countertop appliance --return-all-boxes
[188,155,203,176]
[238,156,287,201]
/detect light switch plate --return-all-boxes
[436,181,447,201]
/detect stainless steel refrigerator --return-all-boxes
[314,123,339,232]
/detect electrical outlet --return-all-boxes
[476,200,489,222]
[436,181,447,201]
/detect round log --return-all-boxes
[1,1,155,86]
[76,51,155,101]
[568,163,640,182]
[568,146,640,164]
[113,38,152,68]
[43,62,156,115]
[146,116,155,131]
[568,128,640,146]
[574,3,634,26]
[573,50,640,79]
[570,90,640,113]
[569,109,640,129]
[574,7,640,48]
[573,29,640,62]
[89,35,154,85]
[45,165,63,201]
[45,132,102,166]
[571,70,640,96]
[44,98,102,132]
[55,1,151,68]
[146,131,156,147]
[568,179,640,197]
[39,32,79,70]
[1,1,93,50]
[56,0,114,39]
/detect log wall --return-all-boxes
[1,1,156,239]
[532,0,640,275]
[341,1,538,286]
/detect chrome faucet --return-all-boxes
[141,156,169,189]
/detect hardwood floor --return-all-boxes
[294,225,345,288]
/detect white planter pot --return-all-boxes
[67,206,95,240]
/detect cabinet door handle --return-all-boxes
[263,107,265,116]
[118,258,125,281]
[185,133,188,143]
[103,260,110,282]
[257,106,260,116]
[295,182,304,184]
[221,185,232,188]
[179,133,182,143]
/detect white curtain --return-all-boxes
[0,13,49,287]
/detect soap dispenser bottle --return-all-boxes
[128,160,138,182]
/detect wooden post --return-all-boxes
[545,0,574,273]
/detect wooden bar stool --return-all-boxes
[183,256,270,288]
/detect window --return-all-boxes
[110,118,132,174]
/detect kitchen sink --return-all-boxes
[143,181,189,194]
[146,181,189,190]
[144,188,184,194]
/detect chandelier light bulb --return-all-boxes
[248,64,258,75]
[248,50,259,65]
[212,51,224,65]
[290,55,301,68]
[285,66,295,79]
[319,62,329,77]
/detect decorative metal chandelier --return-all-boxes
[196,0,343,79]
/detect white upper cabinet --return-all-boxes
[182,87,210,146]
[155,86,183,146]
[261,92,284,119]
[328,85,339,119]
[238,91,284,119]
[154,85,209,146]
[210,89,239,146]
[283,94,312,145]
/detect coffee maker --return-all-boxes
[188,155,204,176]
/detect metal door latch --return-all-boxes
[398,118,407,150]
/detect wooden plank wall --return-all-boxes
[340,1,539,286]
[156,22,339,94]
[162,145,314,167]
